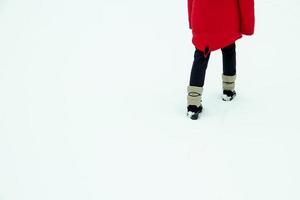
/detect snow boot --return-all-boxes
[187,85,203,120]
[222,74,236,101]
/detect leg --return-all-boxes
[221,42,236,76]
[189,48,210,87]
[187,48,210,119]
[221,43,237,100]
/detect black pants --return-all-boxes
[189,43,236,87]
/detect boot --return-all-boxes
[187,85,203,120]
[222,74,236,101]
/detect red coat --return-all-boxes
[188,0,255,56]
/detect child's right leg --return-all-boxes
[221,43,237,101]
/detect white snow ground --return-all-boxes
[0,0,300,199]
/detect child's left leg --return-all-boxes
[186,48,210,120]
[221,43,237,101]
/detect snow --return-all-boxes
[0,0,300,199]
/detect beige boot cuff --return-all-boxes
[223,82,235,91]
[222,74,236,82]
[187,85,203,107]
[222,74,236,91]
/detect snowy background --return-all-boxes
[0,0,300,199]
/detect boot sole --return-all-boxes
[222,93,236,101]
[187,107,203,120]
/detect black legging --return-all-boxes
[189,43,236,87]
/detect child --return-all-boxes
[186,0,255,120]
